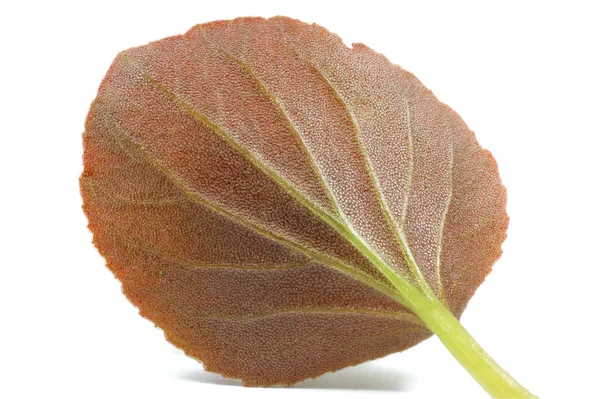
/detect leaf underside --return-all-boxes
[81,17,508,386]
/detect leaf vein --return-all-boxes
[81,177,182,205]
[103,113,410,307]
[401,99,414,226]
[308,62,432,295]
[193,308,423,325]
[123,57,345,235]
[435,145,454,304]
[109,228,312,271]
[198,30,343,220]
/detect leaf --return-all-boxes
[80,17,508,387]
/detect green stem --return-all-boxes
[333,224,536,397]
[410,294,537,398]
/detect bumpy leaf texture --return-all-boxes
[81,17,508,386]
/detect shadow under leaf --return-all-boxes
[175,361,414,392]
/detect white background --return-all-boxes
[1,1,599,398]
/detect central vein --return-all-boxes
[123,55,438,315]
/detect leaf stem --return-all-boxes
[409,293,537,398]
[327,223,535,396]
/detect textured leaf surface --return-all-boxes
[81,17,508,386]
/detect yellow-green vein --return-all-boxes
[198,30,343,220]
[81,177,182,206]
[107,228,312,271]
[121,56,425,308]
[124,57,346,234]
[308,60,434,298]
[193,308,423,325]
[401,99,414,227]
[435,145,454,304]
[103,114,411,308]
